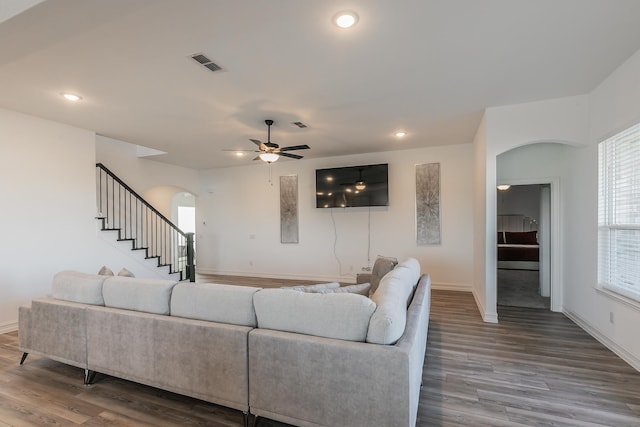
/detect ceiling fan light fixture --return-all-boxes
[259,152,279,163]
[333,11,358,28]
[355,181,366,191]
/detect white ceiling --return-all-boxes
[3,0,640,169]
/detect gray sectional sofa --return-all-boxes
[18,258,431,427]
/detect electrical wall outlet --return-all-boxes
[609,311,614,324]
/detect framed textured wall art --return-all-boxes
[415,163,441,245]
[280,175,299,244]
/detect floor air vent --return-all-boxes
[191,53,223,72]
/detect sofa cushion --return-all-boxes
[102,276,178,315]
[171,283,261,327]
[369,256,398,296]
[51,271,108,305]
[315,282,371,296]
[395,258,421,293]
[366,262,418,345]
[284,282,340,292]
[254,289,376,342]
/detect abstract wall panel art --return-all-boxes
[416,163,441,245]
[280,175,299,244]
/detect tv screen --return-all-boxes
[316,164,389,208]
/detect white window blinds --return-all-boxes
[598,122,640,302]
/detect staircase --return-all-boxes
[95,163,195,281]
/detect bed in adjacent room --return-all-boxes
[497,215,539,271]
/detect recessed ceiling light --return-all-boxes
[333,11,358,28]
[62,93,82,102]
[394,131,407,138]
[235,152,245,157]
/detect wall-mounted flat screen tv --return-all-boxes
[316,163,389,208]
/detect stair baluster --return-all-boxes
[95,163,195,281]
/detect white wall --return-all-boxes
[96,135,199,198]
[478,95,589,323]
[0,109,96,331]
[561,47,640,369]
[197,144,474,289]
[485,47,640,369]
[0,111,197,333]
[472,114,492,321]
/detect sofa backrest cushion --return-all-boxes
[102,276,178,315]
[253,289,376,342]
[366,260,420,345]
[369,256,398,296]
[314,282,371,296]
[52,271,108,305]
[171,283,261,326]
[395,257,421,294]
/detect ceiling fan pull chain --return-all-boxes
[269,162,273,186]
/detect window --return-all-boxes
[598,122,640,302]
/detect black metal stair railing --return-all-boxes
[95,163,195,281]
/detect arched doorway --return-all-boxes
[493,142,576,314]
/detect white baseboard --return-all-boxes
[471,289,498,323]
[0,321,18,334]
[431,282,473,292]
[564,309,640,372]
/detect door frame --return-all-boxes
[496,177,562,312]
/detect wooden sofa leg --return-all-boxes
[20,352,28,365]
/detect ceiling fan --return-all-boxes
[225,119,310,163]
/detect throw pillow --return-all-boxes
[97,266,114,276]
[117,267,135,278]
[369,255,398,296]
[315,282,371,296]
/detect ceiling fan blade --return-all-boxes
[280,144,310,151]
[252,156,262,161]
[281,152,303,159]
[250,138,269,151]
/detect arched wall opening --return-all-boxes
[144,185,197,230]
[490,140,582,317]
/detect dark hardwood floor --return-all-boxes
[1,287,639,426]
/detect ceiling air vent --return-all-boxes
[292,121,308,128]
[191,53,223,72]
